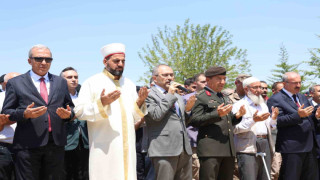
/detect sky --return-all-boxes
[0,0,319,87]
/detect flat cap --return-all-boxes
[0,74,5,83]
[205,66,226,77]
[236,74,251,82]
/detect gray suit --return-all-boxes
[145,86,192,180]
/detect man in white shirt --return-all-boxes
[232,77,279,180]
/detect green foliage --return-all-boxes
[306,35,320,78]
[268,43,312,92]
[138,19,250,88]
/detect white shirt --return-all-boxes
[0,92,17,144]
[232,96,277,135]
[29,70,50,95]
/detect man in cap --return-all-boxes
[0,72,20,180]
[232,77,279,180]
[191,66,246,180]
[1,44,74,180]
[74,43,148,180]
[228,74,251,104]
[267,72,320,180]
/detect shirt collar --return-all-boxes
[154,84,167,94]
[282,88,294,97]
[70,91,78,99]
[29,70,49,81]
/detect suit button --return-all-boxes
[205,135,208,138]
[227,121,230,124]
[228,129,231,132]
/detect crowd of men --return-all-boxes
[1,43,320,180]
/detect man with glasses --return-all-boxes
[232,77,279,180]
[74,43,148,179]
[191,66,246,180]
[144,64,196,180]
[267,72,320,180]
[1,44,75,180]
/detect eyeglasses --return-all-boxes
[156,73,174,78]
[286,81,301,85]
[248,86,262,90]
[31,57,53,63]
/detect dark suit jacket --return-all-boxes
[191,88,241,157]
[144,86,192,157]
[65,119,88,150]
[267,89,318,153]
[1,71,74,149]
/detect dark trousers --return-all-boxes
[0,142,15,180]
[237,138,271,180]
[279,148,318,180]
[151,151,192,180]
[63,140,89,180]
[14,134,65,180]
[136,152,156,180]
[199,156,234,180]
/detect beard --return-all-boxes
[247,90,265,105]
[106,65,123,76]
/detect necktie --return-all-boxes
[40,77,51,132]
[292,94,300,107]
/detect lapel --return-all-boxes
[47,73,57,104]
[23,71,46,104]
[280,89,298,110]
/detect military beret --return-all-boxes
[0,74,5,83]
[236,74,251,82]
[205,66,226,77]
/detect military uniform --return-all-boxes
[191,88,241,180]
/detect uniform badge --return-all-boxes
[206,90,211,96]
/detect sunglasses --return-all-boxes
[31,57,53,63]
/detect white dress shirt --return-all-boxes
[0,92,17,144]
[29,70,50,95]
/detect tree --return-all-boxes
[138,19,250,88]
[268,43,310,92]
[306,35,320,79]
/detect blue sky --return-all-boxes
[0,0,319,87]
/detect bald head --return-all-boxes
[2,72,21,91]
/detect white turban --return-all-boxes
[100,43,125,58]
[242,77,260,88]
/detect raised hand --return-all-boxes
[137,86,149,107]
[235,105,246,119]
[297,104,314,118]
[0,114,10,131]
[217,103,233,117]
[315,106,320,119]
[168,82,179,94]
[185,95,196,112]
[100,89,121,106]
[253,110,270,122]
[56,105,72,119]
[271,106,279,120]
[23,102,47,119]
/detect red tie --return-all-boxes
[292,94,300,108]
[40,77,51,132]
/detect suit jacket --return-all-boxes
[191,88,241,157]
[144,86,192,157]
[1,71,75,149]
[65,119,89,150]
[267,89,318,153]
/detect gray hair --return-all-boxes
[282,72,299,82]
[28,44,52,58]
[152,64,170,76]
[309,84,320,93]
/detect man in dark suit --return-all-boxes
[1,44,74,180]
[144,64,195,180]
[267,72,320,180]
[191,66,245,180]
[60,67,89,180]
